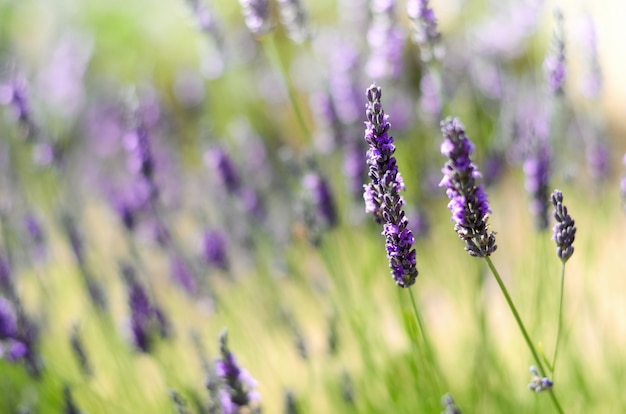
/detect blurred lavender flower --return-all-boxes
[70,323,92,377]
[439,117,497,257]
[170,255,197,295]
[544,9,566,96]
[483,150,505,188]
[0,253,11,294]
[586,139,609,183]
[523,143,551,230]
[408,208,430,240]
[0,297,17,338]
[277,0,310,43]
[24,214,46,260]
[205,147,242,194]
[419,70,441,118]
[551,190,576,263]
[201,230,229,271]
[579,14,602,99]
[441,393,462,414]
[123,264,168,352]
[216,330,261,413]
[239,0,273,37]
[365,0,406,80]
[302,171,338,229]
[343,141,367,199]
[528,365,553,392]
[363,84,418,287]
[0,73,36,138]
[124,120,158,201]
[407,0,443,62]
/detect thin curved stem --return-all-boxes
[484,257,564,414]
[551,262,566,378]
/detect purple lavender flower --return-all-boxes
[523,143,551,230]
[24,213,47,259]
[277,0,309,43]
[544,9,566,95]
[216,330,260,411]
[343,141,367,198]
[551,190,576,263]
[528,365,553,392]
[0,297,17,339]
[407,0,442,62]
[302,172,338,229]
[0,74,33,131]
[124,264,168,352]
[365,0,405,80]
[439,117,497,257]
[202,230,229,271]
[205,147,241,194]
[239,0,272,36]
[586,139,609,183]
[170,255,197,295]
[1,339,28,361]
[363,84,418,287]
[124,122,157,200]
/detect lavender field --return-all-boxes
[1,0,625,412]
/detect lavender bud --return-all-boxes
[544,8,566,96]
[277,0,310,43]
[216,330,261,411]
[528,365,553,392]
[551,190,576,263]
[363,84,418,288]
[439,117,497,257]
[239,0,273,37]
[441,393,462,414]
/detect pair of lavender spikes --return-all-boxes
[363,84,418,288]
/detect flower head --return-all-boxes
[439,117,496,257]
[544,8,566,95]
[407,0,443,62]
[239,0,272,36]
[551,190,576,263]
[363,84,418,288]
[216,330,260,411]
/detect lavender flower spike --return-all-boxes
[216,330,260,413]
[440,117,496,257]
[407,0,442,62]
[363,84,418,288]
[544,8,566,95]
[551,190,576,263]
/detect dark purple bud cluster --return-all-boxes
[363,84,418,288]
[215,330,260,413]
[202,230,229,271]
[439,117,497,257]
[551,190,576,263]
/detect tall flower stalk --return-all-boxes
[439,117,564,413]
[363,83,417,288]
[550,190,576,378]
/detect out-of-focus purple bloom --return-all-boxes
[365,0,406,80]
[408,209,430,240]
[470,58,504,101]
[238,187,266,221]
[343,142,367,198]
[407,0,443,62]
[551,190,576,263]
[239,0,273,36]
[205,148,241,194]
[302,172,338,229]
[277,0,310,43]
[523,143,551,230]
[124,124,156,190]
[439,117,497,257]
[0,253,12,293]
[528,365,553,393]
[216,330,260,411]
[544,9,566,96]
[363,84,418,288]
[24,214,46,256]
[124,264,168,352]
[1,339,28,362]
[472,2,541,60]
[0,74,32,127]
[483,151,505,187]
[202,230,229,271]
[578,14,602,99]
[0,297,17,338]
[586,140,609,183]
[170,255,197,295]
[419,71,441,118]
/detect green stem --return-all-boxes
[551,262,566,378]
[408,288,445,394]
[484,257,564,414]
[262,33,312,142]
